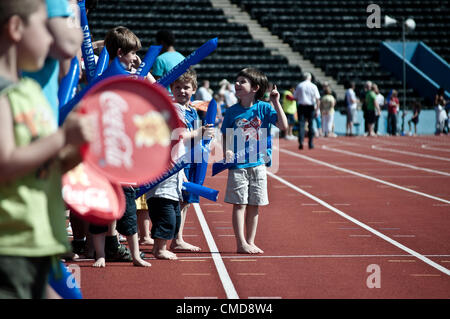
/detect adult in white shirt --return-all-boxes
[345,81,358,136]
[195,80,213,101]
[373,83,384,135]
[293,72,320,149]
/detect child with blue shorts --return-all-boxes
[221,68,288,254]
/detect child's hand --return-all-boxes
[270,84,280,104]
[202,124,215,139]
[225,150,234,163]
[132,55,142,70]
[63,112,95,147]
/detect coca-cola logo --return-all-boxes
[99,91,133,169]
[62,185,110,213]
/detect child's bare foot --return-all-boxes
[139,237,154,245]
[93,257,106,267]
[133,257,152,267]
[237,243,263,254]
[250,244,264,254]
[170,240,201,252]
[153,249,177,260]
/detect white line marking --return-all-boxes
[193,203,239,299]
[323,145,450,177]
[278,148,450,204]
[421,144,450,152]
[267,171,450,276]
[371,145,450,162]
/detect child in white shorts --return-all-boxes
[221,68,288,254]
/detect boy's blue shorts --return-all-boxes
[147,197,181,240]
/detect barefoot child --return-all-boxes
[169,68,214,252]
[89,26,152,267]
[221,68,288,254]
[0,0,93,298]
[145,68,213,259]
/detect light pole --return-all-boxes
[385,16,415,135]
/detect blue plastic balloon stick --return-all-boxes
[48,261,82,299]
[136,45,162,77]
[58,57,80,106]
[78,0,97,83]
[157,37,218,88]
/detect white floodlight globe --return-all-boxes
[405,18,416,31]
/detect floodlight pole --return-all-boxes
[401,18,406,135]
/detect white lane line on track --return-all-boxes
[322,145,450,177]
[421,144,450,152]
[278,148,450,204]
[267,171,450,276]
[371,145,450,162]
[193,203,239,299]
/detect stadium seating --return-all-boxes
[87,0,302,93]
[231,0,450,106]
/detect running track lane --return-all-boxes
[72,136,450,298]
[199,136,450,298]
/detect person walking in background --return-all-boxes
[294,72,320,149]
[281,86,297,140]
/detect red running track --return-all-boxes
[69,135,450,299]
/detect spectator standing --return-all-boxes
[195,80,213,102]
[320,86,336,137]
[345,81,359,136]
[293,72,320,149]
[407,100,421,136]
[152,30,184,90]
[373,83,384,135]
[364,81,380,137]
[387,90,399,136]
[281,86,297,139]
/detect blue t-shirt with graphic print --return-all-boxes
[221,100,277,169]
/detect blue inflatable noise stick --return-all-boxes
[194,99,217,185]
[78,0,96,83]
[59,57,129,125]
[49,260,82,299]
[182,182,219,202]
[157,37,218,88]
[94,46,109,79]
[58,56,80,106]
[136,45,162,77]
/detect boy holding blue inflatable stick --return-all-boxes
[0,0,93,298]
[88,26,152,268]
[145,67,214,259]
[221,68,288,254]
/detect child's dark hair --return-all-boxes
[156,30,176,47]
[0,0,44,26]
[171,67,197,90]
[104,26,142,60]
[237,68,269,101]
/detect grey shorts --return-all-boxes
[225,165,269,206]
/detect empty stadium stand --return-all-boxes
[87,0,302,93]
[231,0,450,107]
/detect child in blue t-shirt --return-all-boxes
[220,68,288,254]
